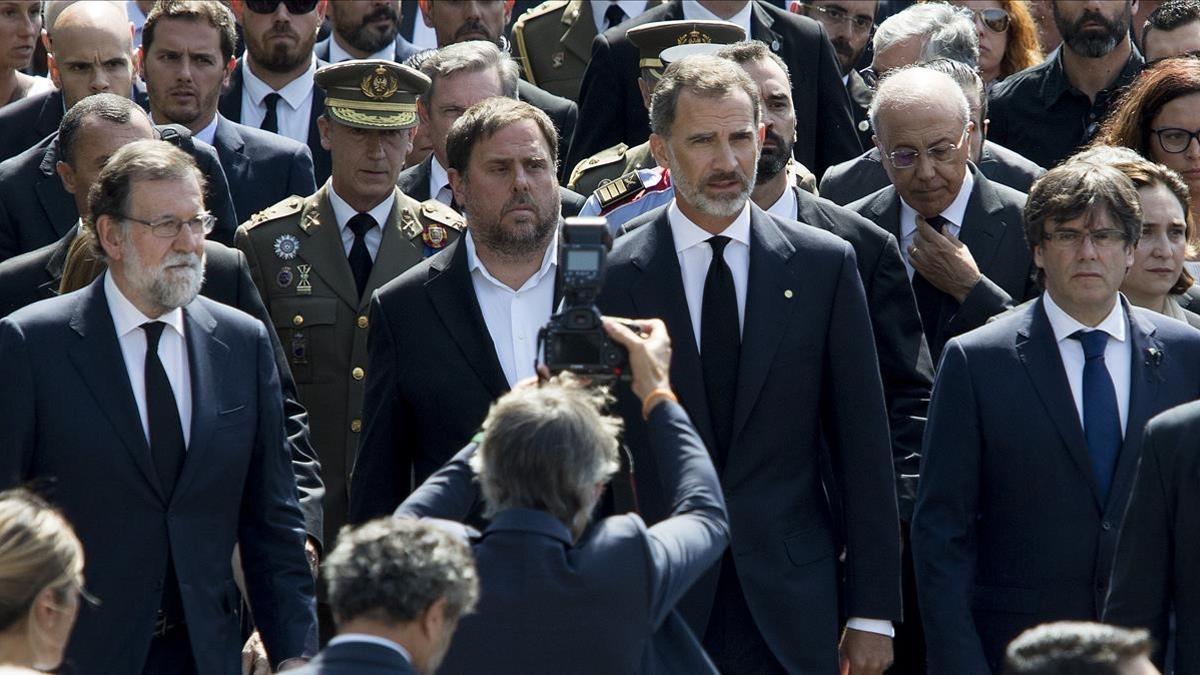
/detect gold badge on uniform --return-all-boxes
[361,65,399,100]
[552,52,564,68]
[297,264,313,295]
[274,234,300,260]
[677,29,712,45]
[423,224,448,249]
[277,266,293,288]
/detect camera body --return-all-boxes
[539,217,630,381]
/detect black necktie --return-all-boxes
[701,236,740,470]
[911,214,949,345]
[348,213,376,298]
[143,321,186,498]
[260,92,282,134]
[1070,330,1122,502]
[604,2,628,29]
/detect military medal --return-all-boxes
[423,224,448,249]
[552,52,564,69]
[273,234,300,260]
[277,266,293,288]
[296,264,313,295]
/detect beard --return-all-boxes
[670,149,756,219]
[335,4,400,54]
[830,36,861,75]
[757,127,794,183]
[467,190,560,260]
[1054,4,1130,58]
[247,23,316,73]
[122,237,205,313]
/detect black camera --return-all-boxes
[538,217,631,381]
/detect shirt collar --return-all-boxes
[103,269,186,339]
[682,0,752,37]
[464,225,559,293]
[149,113,220,146]
[327,634,412,663]
[430,155,450,193]
[1041,44,1145,105]
[241,54,316,109]
[328,34,395,63]
[766,184,797,220]
[899,166,975,239]
[328,183,395,231]
[667,199,752,254]
[590,1,647,32]
[1042,290,1128,344]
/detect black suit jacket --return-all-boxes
[0,126,239,262]
[913,298,1200,673]
[569,0,860,179]
[596,205,902,672]
[293,639,414,675]
[516,79,578,177]
[212,115,316,223]
[395,155,587,216]
[846,165,1036,361]
[219,58,332,185]
[313,36,419,64]
[819,140,1046,206]
[0,278,318,673]
[0,226,325,545]
[0,88,64,162]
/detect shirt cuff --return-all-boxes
[846,617,895,638]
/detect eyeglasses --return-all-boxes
[243,0,320,14]
[971,7,1010,33]
[1042,228,1131,249]
[1152,127,1200,154]
[121,212,216,239]
[803,3,875,36]
[885,127,969,169]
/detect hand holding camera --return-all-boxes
[603,318,672,406]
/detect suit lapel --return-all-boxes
[213,116,249,190]
[67,278,167,502]
[36,143,77,239]
[295,184,361,308]
[40,224,79,299]
[172,300,226,502]
[1015,299,1104,511]
[869,189,903,241]
[1108,307,1162,514]
[361,191,422,310]
[956,167,1007,277]
[561,1,595,62]
[219,63,243,123]
[749,2,782,53]
[731,209,798,442]
[425,239,510,399]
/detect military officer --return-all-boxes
[511,1,661,102]
[565,19,744,196]
[234,60,463,558]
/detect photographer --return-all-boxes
[395,318,730,674]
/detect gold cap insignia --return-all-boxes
[361,65,399,100]
[677,29,712,45]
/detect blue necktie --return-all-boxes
[1070,329,1122,502]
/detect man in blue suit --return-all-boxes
[0,140,318,673]
[912,159,1200,673]
[140,0,317,224]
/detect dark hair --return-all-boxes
[1004,621,1154,674]
[1144,0,1200,50]
[716,39,792,84]
[1096,57,1200,159]
[324,518,478,627]
[445,97,558,174]
[142,0,238,62]
[649,54,760,138]
[57,93,144,166]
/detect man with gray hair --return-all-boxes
[847,64,1035,362]
[598,53,901,674]
[395,40,585,217]
[296,518,478,674]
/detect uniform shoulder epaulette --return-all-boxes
[595,170,645,210]
[246,195,306,229]
[568,143,629,188]
[515,0,567,26]
[419,199,465,231]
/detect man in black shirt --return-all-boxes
[987,0,1142,169]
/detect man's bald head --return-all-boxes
[48,0,135,108]
[868,66,969,142]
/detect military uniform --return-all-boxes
[566,140,656,197]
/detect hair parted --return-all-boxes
[649,54,760,138]
[715,40,792,85]
[324,518,478,627]
[0,489,84,632]
[445,97,558,174]
[1095,57,1200,159]
[418,40,519,108]
[874,3,979,67]
[142,0,238,62]
[1003,621,1154,675]
[58,93,146,167]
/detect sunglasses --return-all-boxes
[972,7,1010,33]
[243,0,320,14]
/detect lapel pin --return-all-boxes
[277,266,293,288]
[771,39,780,51]
[784,289,793,299]
[273,233,299,260]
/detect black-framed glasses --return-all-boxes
[1042,228,1131,250]
[243,0,320,14]
[803,3,875,36]
[971,7,1010,33]
[121,212,216,239]
[885,127,970,169]
[1152,127,1200,154]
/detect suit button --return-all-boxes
[350,419,362,433]
[292,314,304,327]
[352,367,365,380]
[1102,520,1113,531]
[357,315,368,329]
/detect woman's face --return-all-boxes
[1149,92,1200,202]
[0,1,41,72]
[1124,182,1189,305]
[956,0,1007,82]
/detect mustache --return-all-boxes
[704,169,751,188]
[455,18,488,38]
[267,22,299,39]
[1071,9,1116,32]
[362,5,399,27]
[160,251,204,271]
[830,36,854,59]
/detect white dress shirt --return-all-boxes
[104,271,193,448]
[428,156,454,208]
[409,5,438,51]
[898,169,974,279]
[239,56,316,145]
[466,229,558,387]
[765,181,800,222]
[328,184,392,260]
[683,0,754,37]
[326,634,412,664]
[154,112,219,147]
[1042,291,1131,436]
[590,0,649,32]
[328,35,395,64]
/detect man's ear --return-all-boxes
[418,99,431,126]
[420,596,449,641]
[96,215,126,261]
[649,133,668,168]
[448,168,466,209]
[138,46,147,82]
[317,115,333,151]
[56,161,77,195]
[982,117,990,139]
[222,56,236,89]
[48,52,61,89]
[419,0,433,26]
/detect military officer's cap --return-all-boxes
[626,20,745,77]
[314,59,430,130]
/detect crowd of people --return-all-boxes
[0,0,1197,673]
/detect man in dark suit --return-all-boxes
[847,66,1035,363]
[223,0,332,184]
[0,139,318,673]
[597,54,901,674]
[912,160,1200,673]
[0,101,239,261]
[314,0,419,64]
[1105,399,1200,672]
[350,98,569,524]
[396,41,585,217]
[569,0,860,182]
[141,0,316,223]
[397,319,727,674]
[793,0,880,147]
